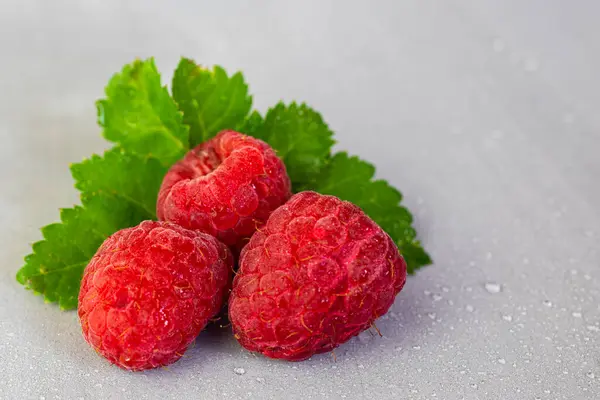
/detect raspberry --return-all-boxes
[228,191,407,361]
[157,130,292,254]
[78,221,232,371]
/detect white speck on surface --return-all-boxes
[586,372,595,379]
[357,331,372,344]
[524,57,539,72]
[563,113,575,124]
[234,367,246,375]
[502,314,513,322]
[498,358,506,365]
[572,312,582,318]
[490,130,504,140]
[413,346,421,350]
[432,294,443,301]
[543,300,553,307]
[553,210,563,218]
[586,325,599,332]
[465,305,475,313]
[485,282,502,294]
[256,377,265,384]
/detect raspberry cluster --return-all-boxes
[78,131,407,370]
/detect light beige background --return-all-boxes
[1,1,599,399]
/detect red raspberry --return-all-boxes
[228,191,407,361]
[157,130,292,254]
[78,221,232,371]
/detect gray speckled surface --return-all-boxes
[1,1,599,399]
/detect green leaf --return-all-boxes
[309,152,431,273]
[17,149,165,309]
[172,58,252,148]
[237,110,264,135]
[16,194,151,310]
[246,102,335,188]
[70,147,167,217]
[97,58,189,165]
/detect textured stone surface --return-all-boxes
[0,1,599,399]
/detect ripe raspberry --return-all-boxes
[78,220,232,371]
[157,130,292,254]
[228,191,407,361]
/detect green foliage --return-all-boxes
[172,58,252,147]
[97,59,189,165]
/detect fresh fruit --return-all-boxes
[228,191,407,361]
[157,130,292,254]
[18,59,429,311]
[78,220,232,371]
